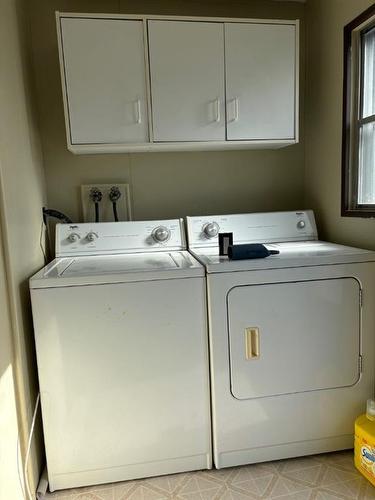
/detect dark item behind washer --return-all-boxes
[219,233,233,256]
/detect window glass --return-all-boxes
[358,122,375,204]
[362,26,375,119]
[358,25,375,205]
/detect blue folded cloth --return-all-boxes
[227,243,279,260]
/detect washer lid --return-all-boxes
[30,251,204,288]
[63,252,181,275]
[190,241,375,273]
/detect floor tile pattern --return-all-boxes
[44,451,375,500]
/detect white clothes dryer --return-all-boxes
[30,219,211,492]
[186,210,375,468]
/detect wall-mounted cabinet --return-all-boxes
[56,13,299,154]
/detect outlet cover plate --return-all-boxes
[81,184,132,223]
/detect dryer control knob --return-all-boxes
[297,220,306,229]
[86,232,98,242]
[152,226,171,243]
[203,222,219,238]
[68,233,80,243]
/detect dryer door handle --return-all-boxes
[245,327,260,360]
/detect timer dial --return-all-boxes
[152,226,171,243]
[203,222,219,238]
[68,233,80,243]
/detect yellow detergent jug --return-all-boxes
[355,399,375,486]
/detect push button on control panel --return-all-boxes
[297,220,306,229]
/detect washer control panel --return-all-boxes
[186,211,318,248]
[56,219,186,257]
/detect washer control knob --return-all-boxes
[152,226,171,243]
[86,232,98,242]
[68,233,80,243]
[203,222,219,238]
[297,220,306,229]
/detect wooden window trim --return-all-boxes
[342,3,375,217]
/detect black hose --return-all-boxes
[109,186,121,222]
[42,207,73,262]
[42,207,72,224]
[112,202,119,222]
[90,188,102,223]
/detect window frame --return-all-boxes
[342,4,375,217]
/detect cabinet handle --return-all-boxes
[245,327,260,360]
[215,98,221,123]
[229,97,239,123]
[234,97,239,122]
[135,99,141,124]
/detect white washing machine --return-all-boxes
[186,210,375,468]
[30,219,211,492]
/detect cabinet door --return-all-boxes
[148,21,225,142]
[225,23,297,141]
[60,18,148,144]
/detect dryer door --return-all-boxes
[228,278,361,400]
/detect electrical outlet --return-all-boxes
[81,184,132,222]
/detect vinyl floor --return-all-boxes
[44,450,375,500]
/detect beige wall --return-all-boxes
[0,0,47,494]
[305,0,375,248]
[29,0,306,223]
[0,219,24,500]
[2,0,375,495]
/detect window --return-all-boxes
[342,5,375,216]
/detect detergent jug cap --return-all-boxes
[366,399,375,421]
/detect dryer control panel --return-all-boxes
[186,211,318,248]
[56,219,186,257]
